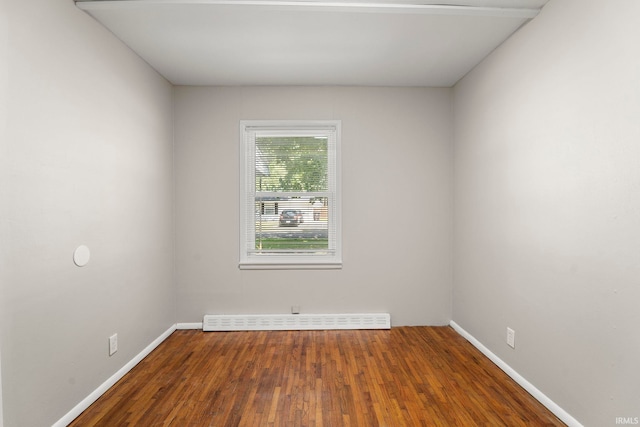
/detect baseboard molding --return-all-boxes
[176,322,203,330]
[52,324,177,427]
[449,321,582,427]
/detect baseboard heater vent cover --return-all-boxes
[203,313,391,331]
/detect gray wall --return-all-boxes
[0,1,175,426]
[0,0,7,424]
[174,86,453,326]
[453,1,640,425]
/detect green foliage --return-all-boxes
[256,136,328,192]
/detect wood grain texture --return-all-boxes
[69,327,564,426]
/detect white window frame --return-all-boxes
[239,120,342,270]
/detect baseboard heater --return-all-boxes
[203,313,391,331]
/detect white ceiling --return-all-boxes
[76,0,549,87]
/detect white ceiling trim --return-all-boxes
[76,0,541,19]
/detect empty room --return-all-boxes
[1,0,639,426]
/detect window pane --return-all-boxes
[240,120,341,268]
[254,197,329,252]
[255,136,328,192]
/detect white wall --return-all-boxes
[1,1,175,426]
[174,86,452,326]
[453,1,640,425]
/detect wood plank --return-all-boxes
[69,327,564,426]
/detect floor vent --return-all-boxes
[203,313,391,331]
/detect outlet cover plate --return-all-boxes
[506,327,515,348]
[109,334,118,356]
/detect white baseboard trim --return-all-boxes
[176,322,203,330]
[449,321,582,427]
[52,324,177,427]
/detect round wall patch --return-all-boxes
[73,245,91,267]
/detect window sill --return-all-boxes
[239,262,342,270]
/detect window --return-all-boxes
[240,120,341,269]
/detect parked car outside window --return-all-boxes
[279,210,302,226]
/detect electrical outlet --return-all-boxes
[291,305,300,314]
[506,327,515,349]
[109,333,118,356]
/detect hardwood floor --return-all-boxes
[69,327,564,426]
